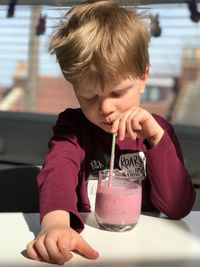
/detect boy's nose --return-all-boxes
[99,98,114,116]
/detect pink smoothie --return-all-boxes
[95,182,142,226]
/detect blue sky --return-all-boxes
[0,3,200,87]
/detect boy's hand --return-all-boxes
[111,107,164,147]
[27,226,99,265]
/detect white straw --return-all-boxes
[108,133,116,186]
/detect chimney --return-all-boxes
[13,61,28,88]
[181,47,200,82]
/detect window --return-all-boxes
[0,1,200,126]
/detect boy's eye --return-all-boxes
[112,90,127,98]
[82,95,97,102]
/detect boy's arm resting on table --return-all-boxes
[144,124,196,220]
[27,114,98,263]
[37,137,89,233]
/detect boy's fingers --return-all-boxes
[44,236,67,264]
[73,235,99,260]
[34,239,52,263]
[111,119,119,133]
[26,241,43,261]
[58,238,74,261]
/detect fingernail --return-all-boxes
[118,136,124,141]
[111,128,117,134]
[93,250,99,258]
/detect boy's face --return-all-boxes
[75,74,148,133]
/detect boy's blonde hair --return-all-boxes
[49,0,150,89]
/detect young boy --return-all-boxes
[27,0,196,264]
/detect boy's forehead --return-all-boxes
[75,83,103,96]
[75,76,136,95]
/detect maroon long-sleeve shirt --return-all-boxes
[37,108,196,232]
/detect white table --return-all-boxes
[0,212,200,267]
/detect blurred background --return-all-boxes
[0,0,199,210]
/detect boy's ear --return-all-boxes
[140,67,149,94]
[142,67,149,82]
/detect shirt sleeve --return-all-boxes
[37,109,87,233]
[144,121,196,219]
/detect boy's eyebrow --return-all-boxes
[114,84,134,91]
[76,91,95,98]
